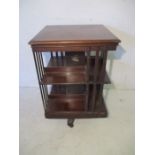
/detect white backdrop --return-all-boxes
[19,0,134,89]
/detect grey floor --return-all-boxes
[20,87,134,155]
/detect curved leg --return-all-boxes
[67,119,75,128]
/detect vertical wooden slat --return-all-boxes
[56,51,58,58]
[86,49,90,81]
[51,52,53,59]
[86,84,89,110]
[64,51,67,66]
[91,84,97,111]
[55,51,59,66]
[60,51,63,66]
[98,84,103,103]
[94,49,99,81]
[91,49,99,111]
[42,84,48,102]
[60,51,63,57]
[41,84,46,105]
[86,48,90,111]
[51,51,53,69]
[99,46,108,106]
[100,47,108,82]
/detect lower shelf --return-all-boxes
[50,84,86,94]
[46,94,86,112]
[45,97,107,119]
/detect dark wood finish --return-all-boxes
[42,56,111,84]
[45,97,107,118]
[50,85,86,95]
[32,52,46,109]
[29,25,120,46]
[29,25,120,127]
[47,95,86,112]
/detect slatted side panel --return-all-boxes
[99,47,108,108]
[33,51,48,110]
[90,47,108,111]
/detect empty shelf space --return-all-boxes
[45,97,107,118]
[47,55,85,67]
[50,85,86,95]
[40,72,87,84]
[44,66,86,72]
[45,56,106,68]
[40,71,110,84]
[42,55,111,84]
[46,95,86,112]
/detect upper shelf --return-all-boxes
[41,71,87,84]
[29,25,120,46]
[40,56,111,85]
[45,55,107,69]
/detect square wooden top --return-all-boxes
[29,25,120,46]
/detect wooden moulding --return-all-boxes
[31,43,119,52]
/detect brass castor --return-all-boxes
[67,119,75,128]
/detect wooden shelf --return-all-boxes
[50,85,86,95]
[46,94,86,112]
[45,97,107,118]
[41,72,110,85]
[45,56,107,69]
[41,56,111,85]
[41,71,87,84]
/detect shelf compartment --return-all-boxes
[40,71,87,84]
[44,66,85,72]
[45,84,107,118]
[45,55,107,67]
[45,97,107,118]
[46,94,86,112]
[40,71,110,84]
[46,53,85,67]
[50,84,86,95]
[42,55,111,85]
[45,56,105,69]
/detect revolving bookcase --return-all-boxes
[29,25,120,127]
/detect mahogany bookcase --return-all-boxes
[29,25,120,127]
